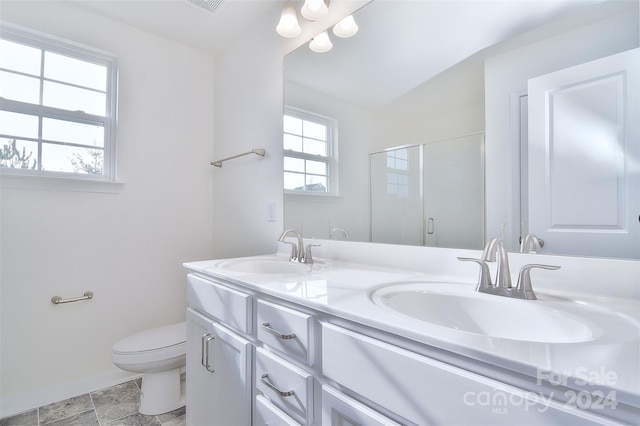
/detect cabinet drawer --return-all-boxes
[255,395,301,426]
[256,347,314,425]
[257,299,314,365]
[322,385,400,426]
[322,323,607,426]
[187,274,252,334]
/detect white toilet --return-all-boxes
[112,321,186,415]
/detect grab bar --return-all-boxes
[51,291,93,305]
[211,148,266,167]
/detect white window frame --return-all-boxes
[284,106,338,197]
[0,23,118,189]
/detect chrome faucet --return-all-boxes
[329,227,350,240]
[277,229,320,264]
[458,238,559,300]
[520,234,544,253]
[278,229,304,262]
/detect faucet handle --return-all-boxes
[304,243,321,264]
[516,264,560,300]
[457,257,492,288]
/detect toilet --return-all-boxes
[112,321,186,415]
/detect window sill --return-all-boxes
[285,191,342,203]
[0,173,124,193]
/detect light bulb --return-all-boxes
[276,2,301,38]
[301,0,328,21]
[333,15,358,38]
[309,31,332,53]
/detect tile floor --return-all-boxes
[0,379,186,426]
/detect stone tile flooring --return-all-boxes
[0,379,186,426]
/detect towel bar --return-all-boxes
[51,291,94,305]
[211,148,266,167]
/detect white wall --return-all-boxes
[210,1,368,257]
[485,1,639,251]
[374,56,485,149]
[0,2,214,415]
[284,82,374,241]
[210,6,285,259]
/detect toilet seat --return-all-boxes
[112,322,186,365]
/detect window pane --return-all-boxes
[42,143,104,174]
[303,120,326,141]
[305,175,327,192]
[306,159,326,175]
[387,156,395,168]
[1,138,38,169]
[0,71,40,104]
[303,138,326,156]
[42,118,104,147]
[0,110,39,139]
[284,156,304,173]
[0,39,41,75]
[44,52,107,91]
[284,115,302,134]
[43,81,106,116]
[284,171,305,190]
[396,158,408,171]
[284,134,302,152]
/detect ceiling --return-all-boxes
[72,0,283,54]
[70,0,622,110]
[285,0,607,110]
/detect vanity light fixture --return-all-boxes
[301,0,329,21]
[275,0,358,53]
[276,2,302,38]
[333,15,358,38]
[309,31,333,53]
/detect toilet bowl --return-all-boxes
[112,321,186,415]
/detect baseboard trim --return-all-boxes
[1,369,140,418]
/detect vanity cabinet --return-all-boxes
[185,275,252,426]
[322,323,611,425]
[185,270,625,426]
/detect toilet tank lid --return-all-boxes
[113,321,186,353]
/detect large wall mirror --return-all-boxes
[284,0,640,259]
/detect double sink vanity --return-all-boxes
[183,239,639,425]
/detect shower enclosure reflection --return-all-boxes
[371,133,484,249]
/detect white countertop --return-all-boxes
[184,242,640,409]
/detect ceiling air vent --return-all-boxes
[186,0,225,14]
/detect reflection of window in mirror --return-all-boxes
[283,107,337,196]
[386,149,409,198]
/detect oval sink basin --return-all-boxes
[371,283,594,343]
[216,259,311,275]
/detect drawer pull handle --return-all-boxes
[201,333,215,373]
[260,374,295,397]
[261,322,296,340]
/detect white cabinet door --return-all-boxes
[528,48,640,258]
[186,308,252,426]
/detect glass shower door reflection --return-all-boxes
[370,145,423,245]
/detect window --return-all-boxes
[386,149,409,198]
[0,25,117,180]
[283,107,336,195]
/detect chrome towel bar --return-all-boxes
[51,291,93,305]
[211,148,266,167]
